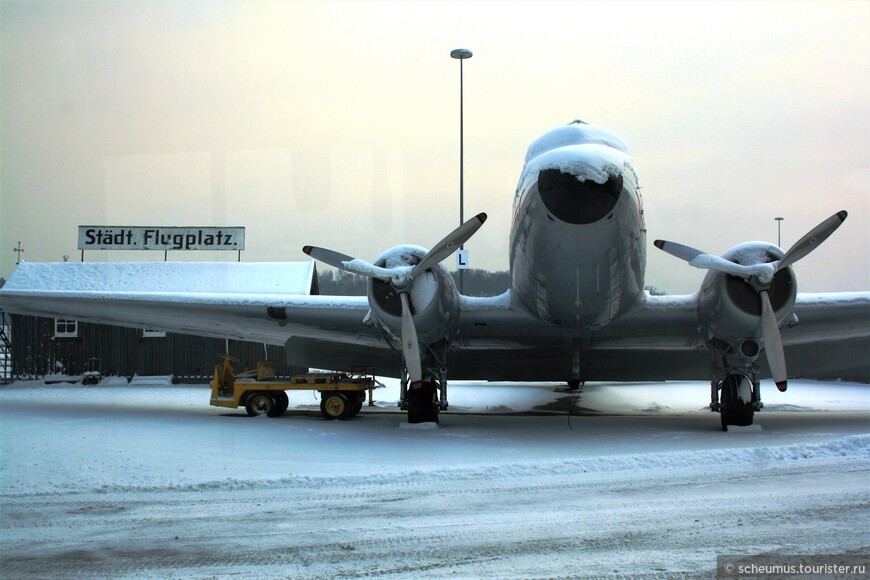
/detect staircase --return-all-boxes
[0,311,11,384]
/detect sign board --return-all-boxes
[456,249,470,270]
[78,226,245,251]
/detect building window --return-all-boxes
[142,329,166,338]
[54,319,78,338]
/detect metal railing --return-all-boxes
[0,311,12,384]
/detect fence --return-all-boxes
[7,313,301,383]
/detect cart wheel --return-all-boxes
[245,392,274,417]
[269,391,289,417]
[348,392,364,417]
[320,392,351,420]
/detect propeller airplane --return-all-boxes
[2,121,867,429]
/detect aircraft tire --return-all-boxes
[407,381,439,424]
[720,374,754,430]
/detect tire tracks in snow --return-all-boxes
[2,438,868,578]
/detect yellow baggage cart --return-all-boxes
[209,355,380,419]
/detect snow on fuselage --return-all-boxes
[509,122,646,330]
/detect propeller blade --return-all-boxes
[777,210,847,272]
[653,240,706,263]
[303,246,395,282]
[654,240,773,279]
[399,292,422,382]
[760,290,788,392]
[688,254,775,280]
[413,212,487,276]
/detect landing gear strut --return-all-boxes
[399,345,448,424]
[401,366,446,424]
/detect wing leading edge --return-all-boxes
[0,261,379,348]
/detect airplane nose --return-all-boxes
[537,168,622,224]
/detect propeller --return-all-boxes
[303,212,487,382]
[654,210,847,391]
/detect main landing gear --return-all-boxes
[399,367,447,424]
[711,367,762,431]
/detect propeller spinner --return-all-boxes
[303,212,487,383]
[655,210,847,391]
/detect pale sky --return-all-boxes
[2,0,868,294]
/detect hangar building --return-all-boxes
[0,261,318,384]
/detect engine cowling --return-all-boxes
[656,210,847,392]
[366,245,461,348]
[697,242,797,363]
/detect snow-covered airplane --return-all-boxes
[2,121,868,428]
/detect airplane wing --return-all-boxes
[777,293,870,381]
[0,261,380,347]
[444,292,869,383]
[1,262,867,382]
[0,287,374,345]
[447,293,707,381]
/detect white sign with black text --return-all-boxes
[78,226,245,251]
[456,249,470,270]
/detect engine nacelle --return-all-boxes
[366,245,461,348]
[697,242,797,362]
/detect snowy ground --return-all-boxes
[0,378,868,578]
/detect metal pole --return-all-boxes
[459,57,465,294]
[460,58,464,230]
[775,217,784,247]
[451,48,472,294]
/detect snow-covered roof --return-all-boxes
[3,261,316,295]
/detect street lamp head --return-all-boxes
[450,48,473,59]
[775,217,784,221]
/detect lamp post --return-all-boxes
[451,48,472,293]
[775,217,784,247]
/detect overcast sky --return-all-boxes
[2,0,868,294]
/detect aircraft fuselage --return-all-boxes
[509,122,647,331]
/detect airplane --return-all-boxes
[2,120,868,429]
